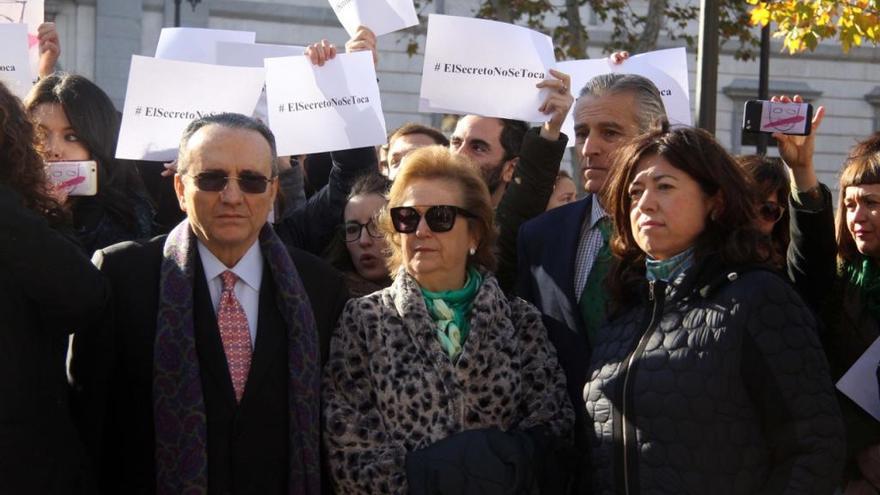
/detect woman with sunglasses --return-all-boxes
[323,146,574,494]
[585,126,844,495]
[324,173,393,297]
[25,74,155,256]
[738,155,790,267]
[776,93,880,493]
[0,81,107,494]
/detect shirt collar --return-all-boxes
[197,240,263,291]
[589,194,607,230]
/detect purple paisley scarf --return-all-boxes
[154,219,320,495]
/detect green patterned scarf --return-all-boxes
[845,257,880,319]
[420,267,483,361]
[645,247,695,283]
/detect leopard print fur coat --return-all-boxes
[323,268,574,494]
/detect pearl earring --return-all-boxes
[469,247,476,256]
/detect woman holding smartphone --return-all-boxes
[25,73,154,255]
[0,81,108,494]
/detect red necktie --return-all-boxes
[218,270,253,403]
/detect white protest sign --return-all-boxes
[837,335,880,421]
[155,27,255,64]
[419,14,555,122]
[215,42,307,124]
[265,51,386,156]
[0,23,32,99]
[329,0,418,37]
[116,55,266,161]
[557,48,692,146]
[0,0,42,79]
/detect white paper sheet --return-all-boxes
[116,55,266,161]
[837,335,880,421]
[0,0,42,79]
[155,27,255,64]
[216,42,307,124]
[264,51,387,156]
[419,14,555,122]
[329,0,418,37]
[557,48,692,146]
[0,23,33,99]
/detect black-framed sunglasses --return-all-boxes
[188,171,275,194]
[759,202,785,223]
[343,218,383,242]
[389,205,476,234]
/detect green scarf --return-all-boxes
[421,267,483,361]
[646,247,695,283]
[845,257,880,319]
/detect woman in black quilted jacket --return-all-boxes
[583,125,845,495]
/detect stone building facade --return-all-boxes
[46,0,879,187]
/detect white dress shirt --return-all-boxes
[197,241,263,346]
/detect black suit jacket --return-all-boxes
[72,233,347,494]
[516,196,592,453]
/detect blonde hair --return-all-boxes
[378,145,497,276]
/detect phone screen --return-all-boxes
[758,101,810,135]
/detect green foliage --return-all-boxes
[748,0,880,53]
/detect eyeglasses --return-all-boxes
[343,219,383,242]
[188,171,275,194]
[759,202,785,223]
[389,205,476,234]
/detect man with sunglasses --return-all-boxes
[72,113,347,494]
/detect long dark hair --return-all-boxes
[0,81,66,225]
[25,73,149,230]
[837,132,880,265]
[603,126,767,307]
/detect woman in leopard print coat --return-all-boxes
[322,147,574,494]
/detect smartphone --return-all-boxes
[742,100,813,136]
[46,160,98,196]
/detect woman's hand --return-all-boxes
[535,69,573,141]
[772,94,824,192]
[37,22,61,79]
[305,39,337,67]
[345,26,378,65]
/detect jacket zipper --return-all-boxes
[619,280,665,495]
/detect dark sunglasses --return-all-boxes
[343,218,383,242]
[759,202,785,223]
[188,171,274,194]
[389,205,476,234]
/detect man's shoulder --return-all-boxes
[286,244,343,285]
[94,235,166,267]
[522,196,591,233]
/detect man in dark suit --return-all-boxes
[516,74,667,456]
[72,113,347,495]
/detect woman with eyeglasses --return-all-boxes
[323,146,574,494]
[324,173,393,297]
[738,155,790,267]
[24,74,154,256]
[585,126,844,495]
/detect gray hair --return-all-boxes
[177,112,279,175]
[578,73,668,133]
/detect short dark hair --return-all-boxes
[837,132,880,264]
[498,118,529,162]
[603,125,766,308]
[389,123,449,147]
[178,112,278,175]
[579,73,667,133]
